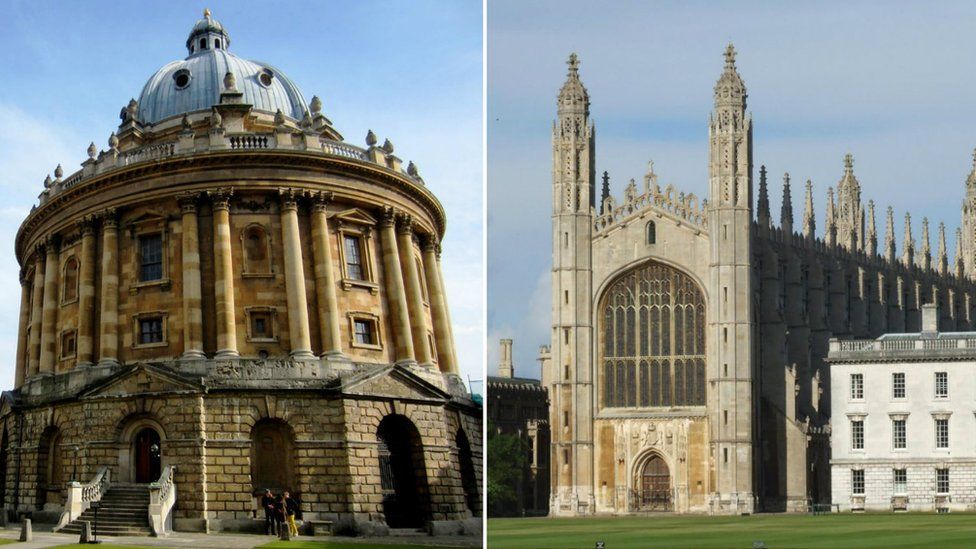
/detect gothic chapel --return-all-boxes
[543,45,976,514]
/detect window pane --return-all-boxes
[344,235,364,280]
[139,234,163,281]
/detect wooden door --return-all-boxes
[640,455,672,511]
[134,428,161,483]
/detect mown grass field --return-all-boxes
[488,513,976,548]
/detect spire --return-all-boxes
[835,152,862,251]
[757,165,770,228]
[938,222,948,275]
[713,43,746,115]
[920,217,931,270]
[601,171,611,207]
[802,180,815,239]
[867,200,877,257]
[558,52,589,113]
[885,206,896,263]
[956,227,966,278]
[903,213,915,267]
[825,187,837,246]
[780,172,793,235]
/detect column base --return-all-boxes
[214,349,240,359]
[320,349,347,359]
[417,361,436,369]
[289,349,317,361]
[75,361,95,369]
[394,358,418,368]
[181,350,207,361]
[97,358,120,368]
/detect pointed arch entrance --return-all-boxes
[638,453,673,511]
[377,415,430,528]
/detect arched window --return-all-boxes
[242,225,271,275]
[377,415,431,528]
[199,38,207,50]
[215,38,221,49]
[456,429,479,515]
[600,261,705,408]
[36,426,63,509]
[62,256,79,303]
[250,419,295,496]
[646,221,656,245]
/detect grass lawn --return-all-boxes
[49,542,470,549]
[489,513,976,549]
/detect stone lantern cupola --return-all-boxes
[186,8,230,55]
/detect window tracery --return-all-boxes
[600,261,706,408]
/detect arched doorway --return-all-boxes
[456,429,479,516]
[250,419,295,496]
[639,454,672,511]
[36,427,63,509]
[133,428,161,484]
[377,415,430,528]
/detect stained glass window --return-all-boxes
[600,261,706,408]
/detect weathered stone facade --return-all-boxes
[1,11,481,535]
[546,45,976,516]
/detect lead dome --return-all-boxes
[136,10,308,125]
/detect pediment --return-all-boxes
[0,392,13,418]
[80,363,202,399]
[341,365,449,402]
[331,207,378,227]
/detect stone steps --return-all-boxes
[59,483,152,536]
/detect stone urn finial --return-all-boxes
[382,138,394,154]
[310,96,322,115]
[211,109,223,129]
[223,71,236,91]
[54,164,63,179]
[365,130,377,147]
[407,161,418,177]
[125,98,139,121]
[108,132,119,150]
[87,142,97,159]
[181,114,192,130]
[43,174,52,189]
[300,111,312,129]
[274,109,285,126]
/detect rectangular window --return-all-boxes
[354,319,376,345]
[850,373,864,400]
[937,468,950,494]
[139,234,163,281]
[892,419,906,449]
[936,418,949,449]
[935,371,948,398]
[343,235,365,280]
[250,311,273,339]
[138,317,163,344]
[60,331,76,359]
[563,411,569,427]
[852,469,864,495]
[892,372,905,399]
[851,420,864,450]
[893,469,907,494]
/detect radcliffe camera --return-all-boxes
[0,3,483,547]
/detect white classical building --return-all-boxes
[829,304,976,512]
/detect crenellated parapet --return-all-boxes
[594,162,707,235]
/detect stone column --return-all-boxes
[98,211,120,367]
[38,235,60,374]
[76,217,97,365]
[378,207,414,364]
[279,189,315,360]
[179,194,205,359]
[14,272,30,386]
[210,190,239,358]
[422,236,458,374]
[396,217,433,366]
[310,192,343,358]
[27,250,45,377]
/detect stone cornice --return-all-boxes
[16,149,447,264]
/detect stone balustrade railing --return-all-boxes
[830,336,976,355]
[148,465,176,536]
[55,466,111,532]
[38,130,418,206]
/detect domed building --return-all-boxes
[0,10,481,536]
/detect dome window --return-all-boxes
[199,38,207,50]
[173,69,191,90]
[258,68,274,87]
[215,38,221,49]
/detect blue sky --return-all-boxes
[488,0,976,378]
[0,1,483,387]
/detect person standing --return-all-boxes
[261,489,277,535]
[274,493,288,535]
[283,491,299,536]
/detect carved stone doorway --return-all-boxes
[639,454,672,511]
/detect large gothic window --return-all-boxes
[600,261,705,408]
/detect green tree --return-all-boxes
[487,422,527,517]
